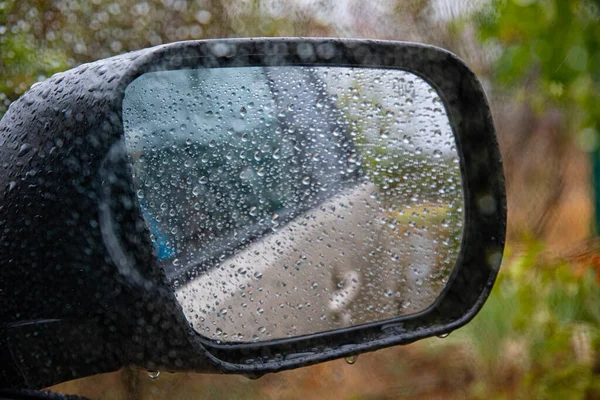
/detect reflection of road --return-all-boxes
[175,182,456,343]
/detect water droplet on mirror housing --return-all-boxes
[147,370,160,380]
[344,355,358,365]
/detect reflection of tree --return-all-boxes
[327,70,464,297]
[360,145,460,203]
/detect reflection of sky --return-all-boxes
[124,66,457,160]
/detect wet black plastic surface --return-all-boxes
[0,38,505,388]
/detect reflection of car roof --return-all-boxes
[124,67,361,283]
[125,67,271,151]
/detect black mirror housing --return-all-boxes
[0,38,505,389]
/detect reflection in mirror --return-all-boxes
[122,66,463,343]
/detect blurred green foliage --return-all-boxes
[465,7,600,396]
[0,0,334,118]
[0,1,68,114]
[450,244,600,399]
[474,0,600,145]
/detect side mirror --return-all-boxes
[0,38,505,389]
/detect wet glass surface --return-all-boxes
[123,66,463,342]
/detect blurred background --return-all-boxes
[3,0,600,398]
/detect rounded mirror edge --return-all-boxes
[112,38,505,372]
[4,37,504,380]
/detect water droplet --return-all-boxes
[17,143,33,157]
[437,332,450,338]
[240,107,247,117]
[199,176,208,184]
[148,370,160,380]
[345,355,358,365]
[302,176,310,185]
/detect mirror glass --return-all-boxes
[122,66,463,343]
